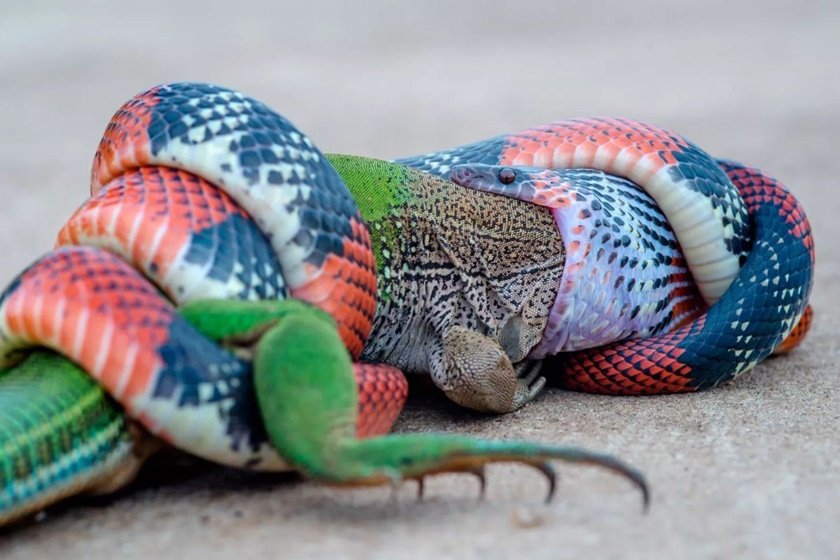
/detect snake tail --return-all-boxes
[242,299,647,507]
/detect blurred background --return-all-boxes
[1,1,838,558]
[1,0,837,286]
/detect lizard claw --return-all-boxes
[468,466,487,501]
[515,360,543,385]
[511,361,546,410]
[531,461,558,503]
[386,471,403,505]
[413,468,486,502]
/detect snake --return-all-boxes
[0,82,813,525]
[398,120,814,394]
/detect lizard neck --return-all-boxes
[327,154,564,374]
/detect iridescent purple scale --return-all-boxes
[448,165,704,357]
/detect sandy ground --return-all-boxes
[0,1,838,558]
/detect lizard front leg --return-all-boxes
[432,325,546,414]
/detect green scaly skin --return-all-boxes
[0,353,142,526]
[329,155,565,413]
[0,157,646,527]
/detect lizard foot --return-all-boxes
[512,360,547,411]
[340,438,647,510]
[436,326,547,414]
[210,299,650,511]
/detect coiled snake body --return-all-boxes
[0,83,813,525]
[400,119,814,394]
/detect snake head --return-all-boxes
[449,164,567,196]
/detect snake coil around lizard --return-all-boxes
[0,82,813,523]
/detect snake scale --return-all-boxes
[399,119,813,393]
[0,82,813,526]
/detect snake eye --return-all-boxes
[498,168,516,184]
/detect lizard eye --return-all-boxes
[498,168,516,184]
